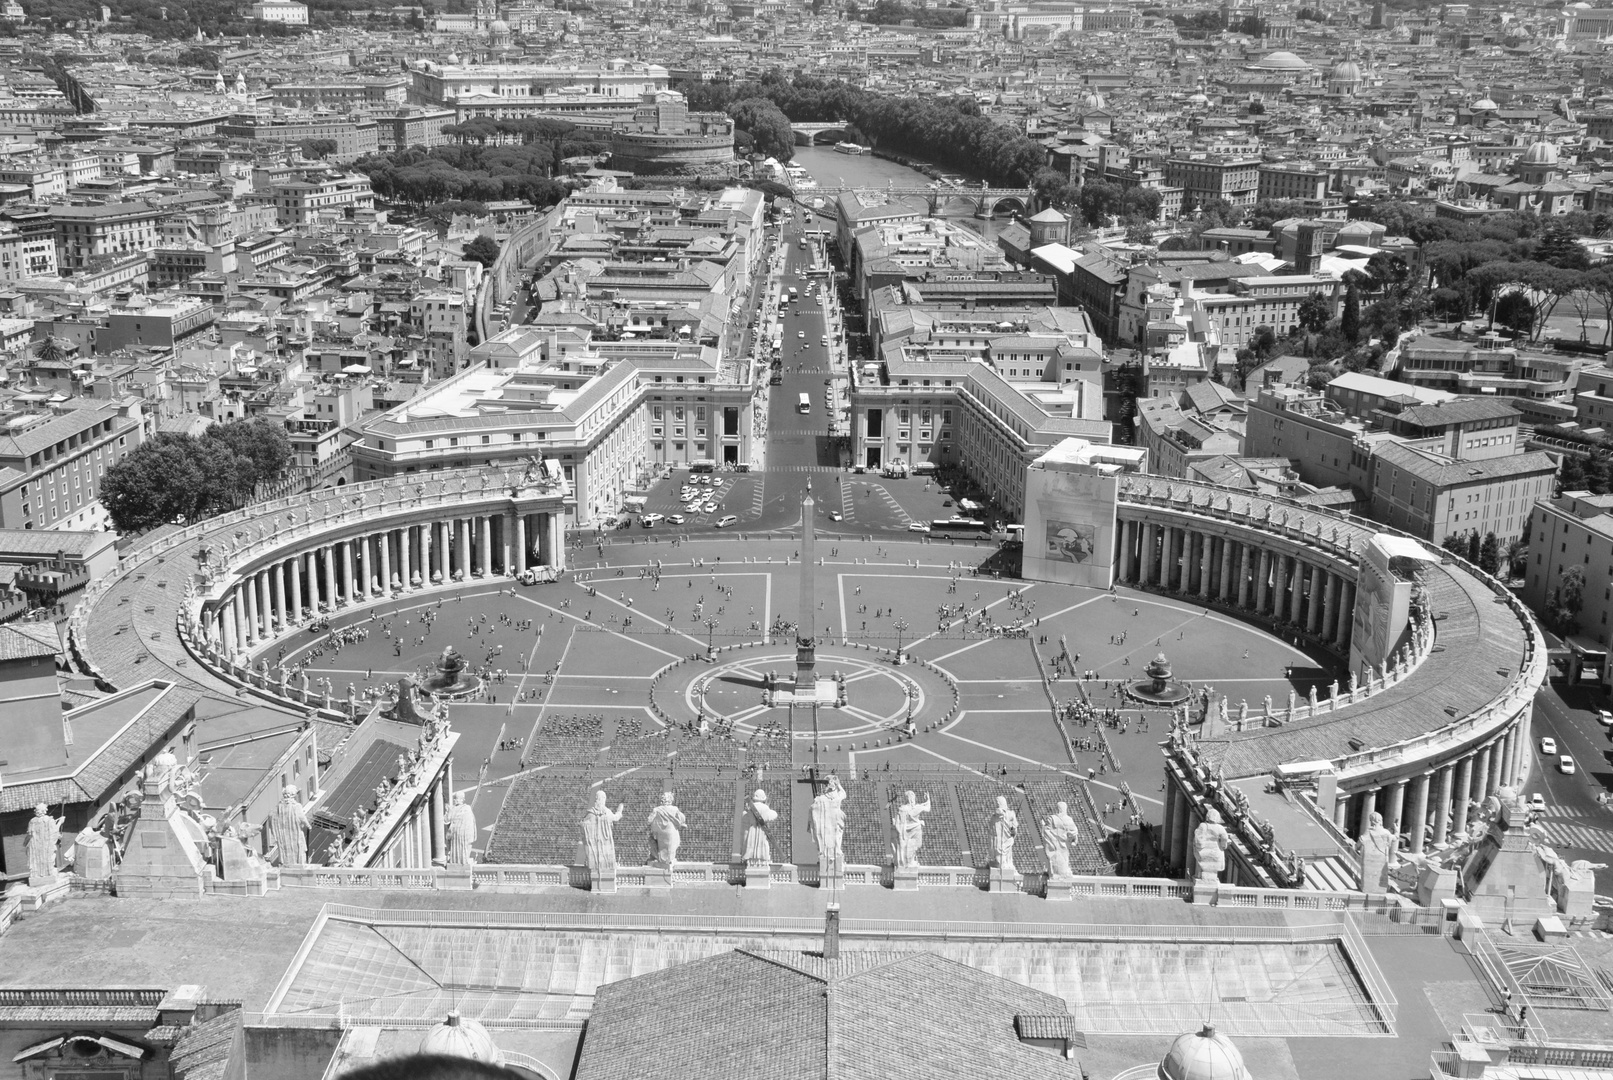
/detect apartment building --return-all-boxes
[0,213,57,282]
[0,400,147,531]
[1256,164,1330,203]
[1163,157,1261,209]
[1524,491,1613,651]
[50,202,162,273]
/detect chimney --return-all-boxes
[823,903,841,960]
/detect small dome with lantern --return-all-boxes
[1522,140,1559,165]
[1158,1023,1252,1080]
[419,1011,503,1066]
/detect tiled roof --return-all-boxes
[575,950,1083,1080]
[169,1010,241,1080]
[0,621,60,660]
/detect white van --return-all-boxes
[716,514,739,528]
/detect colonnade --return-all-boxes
[1336,711,1531,857]
[208,509,564,656]
[1116,518,1355,653]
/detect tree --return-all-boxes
[1535,223,1591,270]
[1341,281,1361,344]
[36,336,64,365]
[1297,292,1331,334]
[299,138,338,160]
[1478,532,1502,577]
[1548,564,1587,635]
[101,419,292,534]
[728,97,795,162]
[203,417,291,500]
[1493,291,1535,337]
[462,234,501,268]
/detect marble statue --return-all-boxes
[743,789,778,866]
[647,791,686,868]
[26,804,64,885]
[1041,801,1080,880]
[580,790,624,878]
[1358,811,1395,890]
[892,790,932,868]
[444,791,477,867]
[265,785,310,868]
[1192,808,1231,883]
[991,795,1019,875]
[808,774,846,877]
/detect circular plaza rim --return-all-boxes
[63,466,1546,817]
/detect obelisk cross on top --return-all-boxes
[795,483,817,690]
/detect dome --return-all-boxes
[1522,140,1559,164]
[1159,1024,1252,1080]
[1254,50,1311,70]
[1188,92,1209,105]
[419,1012,502,1066]
[1082,90,1106,109]
[1473,96,1498,110]
[490,18,508,29]
[1330,59,1362,82]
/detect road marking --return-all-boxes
[1537,820,1613,853]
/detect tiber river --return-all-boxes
[788,145,1007,240]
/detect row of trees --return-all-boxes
[102,418,292,535]
[354,144,573,208]
[857,0,968,25]
[675,73,1050,187]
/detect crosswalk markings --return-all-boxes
[768,465,842,473]
[1537,819,1613,853]
[749,478,765,518]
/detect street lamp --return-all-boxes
[892,617,910,665]
[705,615,720,659]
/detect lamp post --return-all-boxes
[705,615,720,660]
[892,616,910,665]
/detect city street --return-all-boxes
[1527,677,1613,892]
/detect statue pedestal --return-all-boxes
[989,866,1019,893]
[1415,864,1459,907]
[1192,877,1219,904]
[892,864,919,891]
[437,867,472,891]
[588,867,616,894]
[744,861,771,889]
[645,865,673,890]
[818,869,842,893]
[74,842,111,882]
[1359,849,1389,892]
[1045,876,1075,901]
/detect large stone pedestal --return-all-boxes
[989,866,1019,893]
[744,861,772,889]
[584,866,616,894]
[1416,864,1459,907]
[893,864,919,890]
[645,865,673,889]
[1045,876,1074,901]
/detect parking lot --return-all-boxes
[633,470,762,532]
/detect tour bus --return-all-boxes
[798,393,811,413]
[930,517,990,535]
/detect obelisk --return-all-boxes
[795,485,817,692]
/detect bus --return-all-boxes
[798,393,811,414]
[930,517,990,536]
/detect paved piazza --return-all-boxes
[264,532,1333,824]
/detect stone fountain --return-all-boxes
[422,645,482,700]
[1124,651,1192,706]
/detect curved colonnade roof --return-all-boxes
[73,474,1538,784]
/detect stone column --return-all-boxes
[1161,783,1177,865]
[1474,742,1495,801]
[550,512,565,571]
[1161,527,1176,589]
[1358,787,1379,839]
[1306,566,1324,635]
[1199,534,1214,600]
[430,777,446,864]
[1337,581,1355,651]
[1237,544,1252,609]
[258,571,273,638]
[1431,765,1454,846]
[1334,792,1349,832]
[290,554,303,623]
[244,576,260,644]
[401,525,413,588]
[221,599,238,655]
[269,562,285,632]
[1407,772,1432,854]
[1171,788,1191,869]
[1142,523,1157,585]
[1212,538,1225,606]
[1386,780,1407,844]
[1288,560,1305,625]
[458,519,472,579]
[480,515,493,576]
[380,529,393,593]
[1322,573,1337,643]
[1502,727,1519,790]
[1450,756,1474,838]
[515,515,529,574]
[340,542,354,604]
[1120,519,1137,582]
[1263,551,1279,615]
